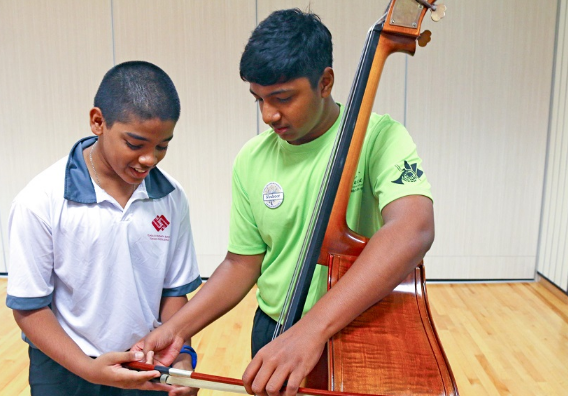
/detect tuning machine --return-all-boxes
[417,30,432,47]
[431,3,447,22]
[415,0,447,22]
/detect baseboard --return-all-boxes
[536,273,568,300]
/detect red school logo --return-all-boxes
[152,215,170,232]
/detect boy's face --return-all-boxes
[249,69,335,145]
[90,109,175,186]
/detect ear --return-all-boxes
[319,67,335,99]
[89,107,105,136]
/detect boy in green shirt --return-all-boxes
[137,8,434,396]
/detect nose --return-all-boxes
[139,150,159,168]
[261,102,281,125]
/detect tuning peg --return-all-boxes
[431,3,447,22]
[417,30,432,47]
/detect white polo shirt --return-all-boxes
[6,136,202,356]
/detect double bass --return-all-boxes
[273,0,458,395]
[129,1,457,395]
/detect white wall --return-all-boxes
[0,0,115,273]
[407,1,556,279]
[0,1,559,282]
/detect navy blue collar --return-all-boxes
[64,136,175,203]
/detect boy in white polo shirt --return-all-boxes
[6,61,201,396]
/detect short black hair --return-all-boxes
[239,8,333,88]
[94,61,180,127]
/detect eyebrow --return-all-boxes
[125,132,173,143]
[249,88,293,97]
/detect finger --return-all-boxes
[99,350,145,366]
[153,351,180,368]
[265,366,293,396]
[130,338,145,353]
[142,332,158,355]
[118,357,162,382]
[152,339,185,367]
[118,360,161,379]
[114,366,162,388]
[120,350,146,364]
[249,360,279,396]
[146,350,155,364]
[143,325,178,355]
[242,356,264,395]
[283,370,304,396]
[168,386,191,396]
[138,380,176,392]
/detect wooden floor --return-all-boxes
[1,277,567,396]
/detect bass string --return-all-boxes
[272,31,377,339]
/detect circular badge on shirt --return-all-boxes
[263,182,284,209]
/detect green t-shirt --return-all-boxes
[228,105,432,320]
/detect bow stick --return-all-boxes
[124,362,388,396]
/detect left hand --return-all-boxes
[242,324,326,396]
[131,322,185,368]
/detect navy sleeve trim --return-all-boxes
[162,277,202,297]
[6,293,53,310]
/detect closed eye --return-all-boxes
[126,141,142,150]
